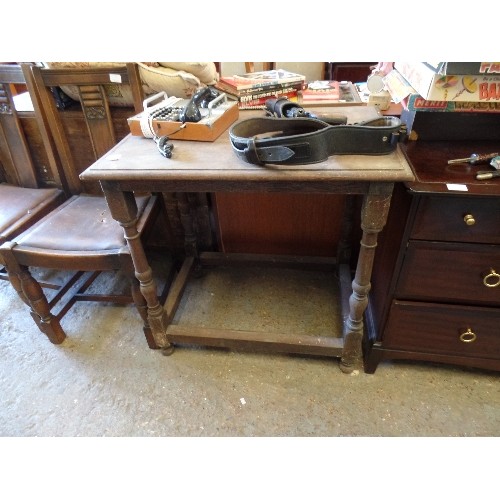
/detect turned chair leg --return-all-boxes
[1,244,66,344]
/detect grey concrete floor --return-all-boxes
[1,255,498,438]
[1,255,498,498]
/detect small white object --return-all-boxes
[109,73,122,84]
[367,72,386,94]
[446,183,468,191]
[240,398,246,405]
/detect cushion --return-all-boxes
[0,184,62,239]
[17,194,151,252]
[156,62,218,85]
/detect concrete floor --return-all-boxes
[1,255,499,439]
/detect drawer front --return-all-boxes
[397,241,500,305]
[383,300,500,359]
[411,195,500,244]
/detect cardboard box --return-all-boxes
[404,94,500,113]
[425,62,500,75]
[395,62,500,103]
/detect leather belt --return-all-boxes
[229,116,404,166]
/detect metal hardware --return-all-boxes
[448,152,499,165]
[459,328,477,343]
[483,269,500,288]
[463,214,475,226]
[476,170,500,181]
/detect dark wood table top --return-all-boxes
[401,139,500,196]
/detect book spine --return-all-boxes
[238,87,300,103]
[219,77,305,91]
[301,92,341,100]
[238,91,299,109]
[216,80,305,98]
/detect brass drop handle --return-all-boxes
[463,214,475,226]
[459,328,477,343]
[483,269,500,288]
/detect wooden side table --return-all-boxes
[80,107,414,373]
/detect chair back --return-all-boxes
[24,63,144,195]
[0,64,53,188]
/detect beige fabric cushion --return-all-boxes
[157,62,218,85]
[137,62,203,98]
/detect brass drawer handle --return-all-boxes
[459,328,477,343]
[463,214,475,226]
[483,269,500,288]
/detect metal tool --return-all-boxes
[448,152,499,165]
[476,171,500,180]
[475,156,500,180]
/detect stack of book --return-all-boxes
[300,80,341,101]
[300,80,363,105]
[215,69,306,109]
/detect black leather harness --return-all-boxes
[229,116,404,166]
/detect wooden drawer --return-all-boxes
[396,241,500,305]
[383,300,500,359]
[411,195,500,244]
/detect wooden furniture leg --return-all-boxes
[101,184,173,353]
[340,182,394,373]
[1,242,66,344]
[176,192,203,276]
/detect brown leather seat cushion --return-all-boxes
[0,184,62,237]
[16,194,151,251]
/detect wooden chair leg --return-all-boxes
[1,243,66,344]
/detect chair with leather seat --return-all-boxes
[0,63,66,280]
[0,62,168,348]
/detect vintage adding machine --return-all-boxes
[127,88,239,142]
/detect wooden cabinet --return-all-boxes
[365,140,500,373]
[325,62,376,83]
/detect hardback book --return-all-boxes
[237,85,300,103]
[217,69,306,93]
[237,89,299,110]
[216,80,304,98]
[301,80,340,100]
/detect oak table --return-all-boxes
[80,107,414,373]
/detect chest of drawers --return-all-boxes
[365,140,500,373]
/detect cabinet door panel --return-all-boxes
[396,241,500,305]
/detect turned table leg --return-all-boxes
[101,184,173,353]
[340,183,394,373]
